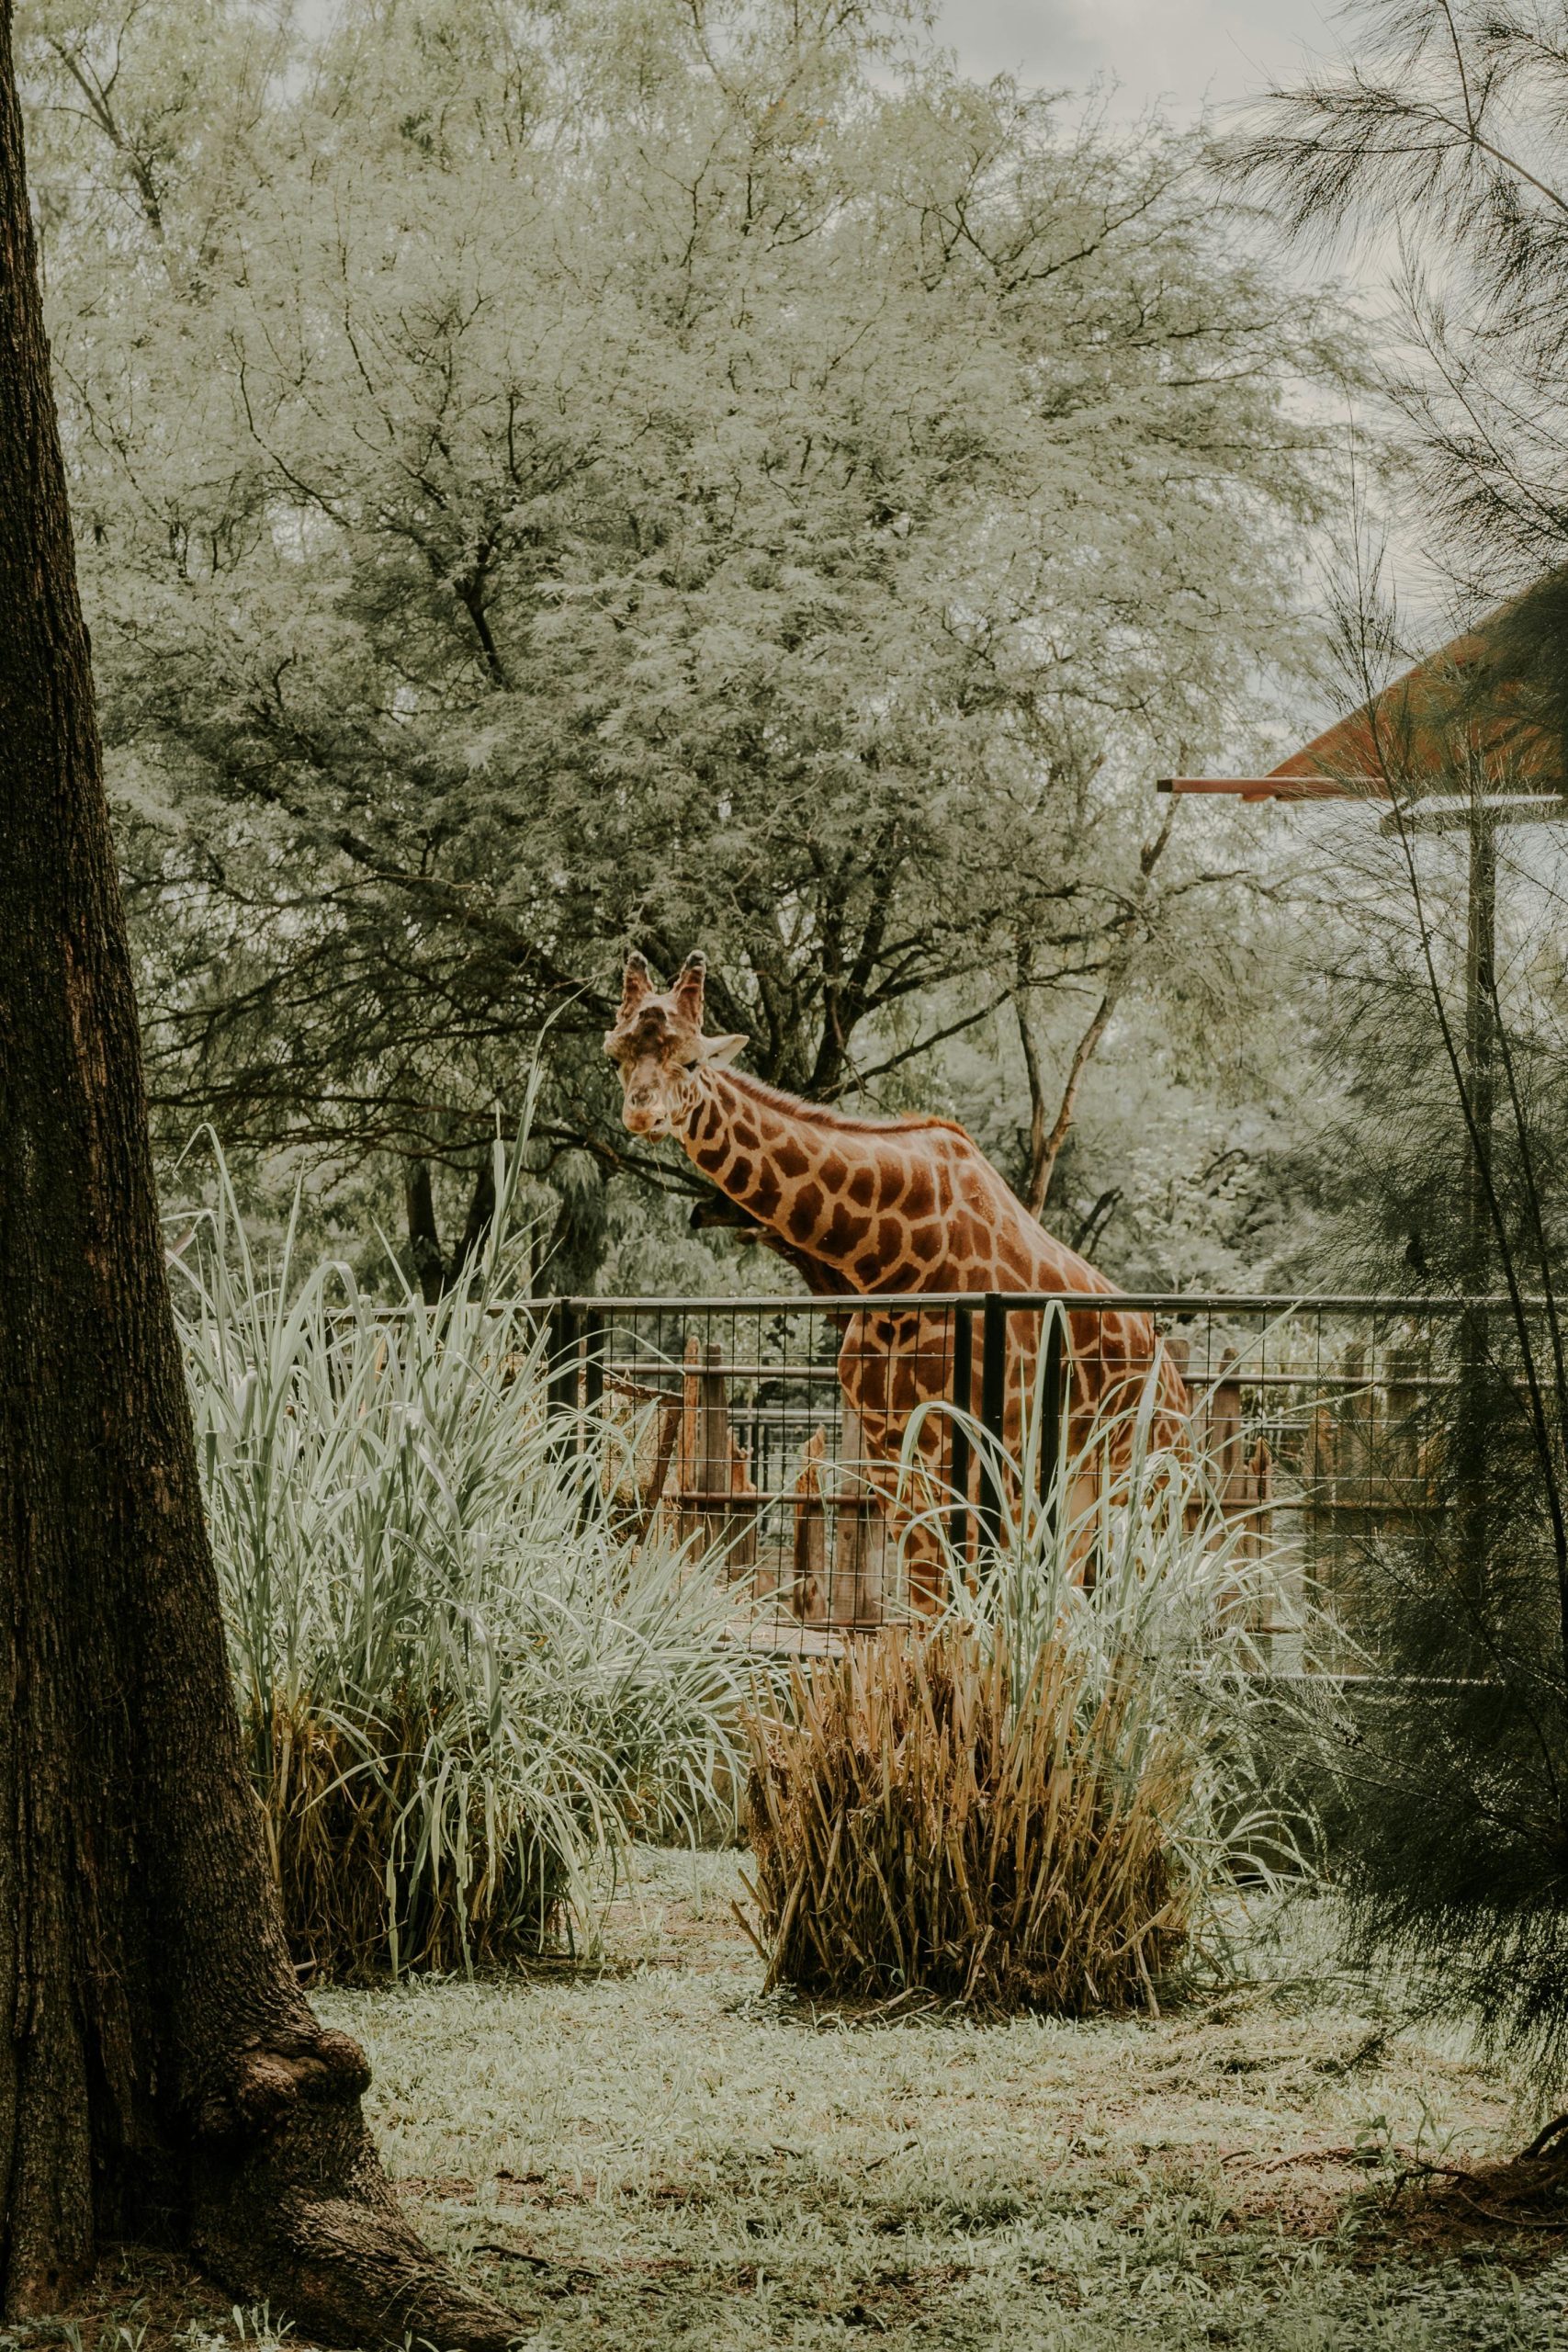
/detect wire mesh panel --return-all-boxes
[538,1292,1526,1661]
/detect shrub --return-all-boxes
[744,1348,1305,2011]
[1296,1325,1568,2105]
[745,1626,1191,2009]
[174,1138,755,1979]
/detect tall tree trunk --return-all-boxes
[0,14,511,2341]
[404,1156,447,1305]
[453,1153,498,1280]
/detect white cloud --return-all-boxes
[932,0,1344,120]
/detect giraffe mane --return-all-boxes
[720,1069,969,1139]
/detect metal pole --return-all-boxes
[1461,797,1499,1609]
[977,1293,1007,1554]
[546,1299,581,1455]
[581,1306,604,1442]
[947,1305,973,1561]
[1464,798,1498,1283]
[1040,1309,1066,1539]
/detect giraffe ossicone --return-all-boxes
[604,951,1188,1610]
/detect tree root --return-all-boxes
[1520,2113,1568,2163]
[189,2033,521,2348]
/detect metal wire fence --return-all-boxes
[540,1292,1525,1661]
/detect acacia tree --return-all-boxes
[20,0,1337,1244]
[0,0,513,2331]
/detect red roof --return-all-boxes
[1162,605,1561,801]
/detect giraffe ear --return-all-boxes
[671,950,706,1024]
[699,1031,749,1069]
[618,953,654,1021]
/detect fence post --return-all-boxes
[977,1292,1007,1555]
[948,1304,973,1561]
[581,1306,604,1436]
[547,1299,581,1456]
[1040,1307,1067,1537]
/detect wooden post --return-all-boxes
[1206,1352,1245,1512]
[636,1396,683,1546]
[581,1306,604,1424]
[1465,804,1498,1282]
[697,1340,731,1557]
[791,1428,828,1624]
[677,1335,702,1550]
[831,1396,891,1630]
[675,1335,760,1576]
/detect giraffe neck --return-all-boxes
[681,1069,947,1290]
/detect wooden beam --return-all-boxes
[1379,796,1568,835]
[1156,776,1387,800]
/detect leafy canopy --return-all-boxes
[24,0,1338,1213]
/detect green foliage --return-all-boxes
[1243,775,1568,2090]
[1218,18,1568,2097]
[21,0,1341,1254]
[1291,1317,1568,2098]
[1224,0,1568,628]
[172,1136,756,1977]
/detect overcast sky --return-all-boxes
[932,0,1345,120]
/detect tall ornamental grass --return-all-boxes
[745,1336,1310,2011]
[172,1140,754,1980]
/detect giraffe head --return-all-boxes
[604,951,748,1138]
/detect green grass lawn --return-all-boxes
[15,1849,1568,2351]
[344,1850,1568,2348]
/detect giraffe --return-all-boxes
[604,950,1187,1610]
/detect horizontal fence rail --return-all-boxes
[523,1292,1540,1660]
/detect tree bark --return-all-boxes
[453,1154,497,1280]
[1015,810,1177,1220]
[1017,984,1122,1220]
[0,12,513,2342]
[404,1156,447,1305]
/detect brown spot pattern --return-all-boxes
[819,1202,871,1256]
[671,1067,1187,1618]
[787,1182,825,1244]
[903,1175,936,1221]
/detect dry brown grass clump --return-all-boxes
[743,1626,1190,2013]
